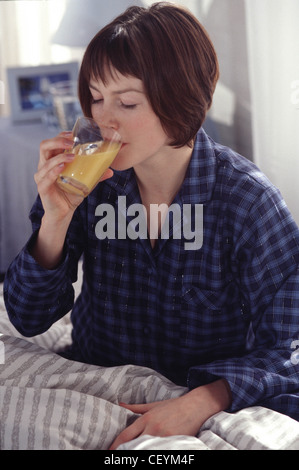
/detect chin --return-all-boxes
[110,158,131,172]
[111,149,133,172]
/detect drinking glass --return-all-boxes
[57,116,121,197]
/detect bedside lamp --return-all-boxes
[52,0,145,48]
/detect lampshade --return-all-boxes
[52,0,145,48]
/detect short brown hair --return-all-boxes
[78,2,219,148]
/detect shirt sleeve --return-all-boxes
[3,196,84,337]
[188,186,299,420]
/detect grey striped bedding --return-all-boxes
[1,286,298,450]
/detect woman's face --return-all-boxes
[89,69,171,172]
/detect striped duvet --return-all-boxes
[1,286,298,450]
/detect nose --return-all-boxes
[97,104,118,130]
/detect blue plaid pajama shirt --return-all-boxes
[4,129,299,420]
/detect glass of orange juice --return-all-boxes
[57,116,122,197]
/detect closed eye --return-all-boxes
[91,98,103,105]
[91,98,136,109]
[121,103,137,109]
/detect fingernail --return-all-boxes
[65,153,75,160]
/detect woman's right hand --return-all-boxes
[35,132,82,220]
[31,132,113,269]
[35,131,113,221]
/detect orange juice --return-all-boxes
[57,140,121,197]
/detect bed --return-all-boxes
[1,280,298,450]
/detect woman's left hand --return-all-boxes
[109,379,232,450]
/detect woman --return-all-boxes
[4,2,299,449]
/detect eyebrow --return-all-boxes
[89,83,144,95]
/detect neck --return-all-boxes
[133,145,193,249]
[134,144,193,206]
